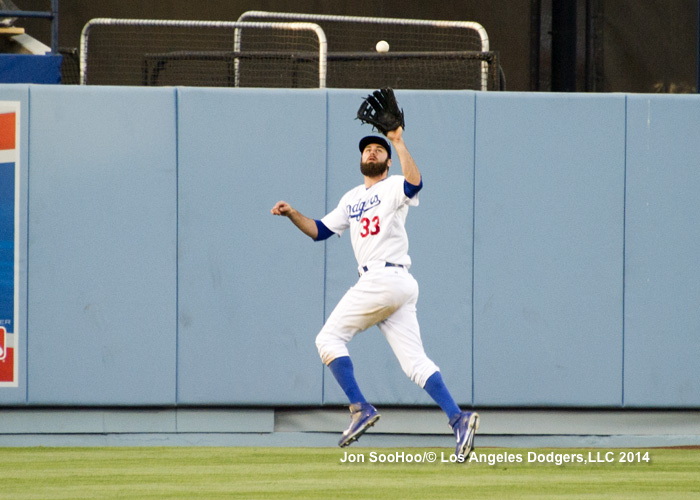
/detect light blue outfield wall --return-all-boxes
[472,93,626,406]
[623,95,700,407]
[0,84,698,408]
[176,88,327,405]
[26,86,178,405]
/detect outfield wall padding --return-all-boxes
[1,85,698,408]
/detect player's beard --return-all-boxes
[360,159,389,178]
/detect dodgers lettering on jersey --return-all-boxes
[321,175,419,268]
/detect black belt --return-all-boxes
[361,262,404,273]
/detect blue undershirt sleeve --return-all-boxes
[404,177,423,198]
[314,220,335,241]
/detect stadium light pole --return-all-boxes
[551,0,577,92]
[529,0,541,91]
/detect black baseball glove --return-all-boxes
[356,88,405,136]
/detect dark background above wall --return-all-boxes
[10,0,699,92]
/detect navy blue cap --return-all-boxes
[359,136,391,158]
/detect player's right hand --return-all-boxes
[271,200,292,216]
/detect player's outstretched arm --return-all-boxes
[386,127,421,186]
[271,201,319,240]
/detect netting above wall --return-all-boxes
[236,11,499,90]
[80,13,503,90]
[80,19,327,87]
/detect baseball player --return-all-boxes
[271,91,478,461]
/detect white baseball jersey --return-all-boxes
[321,175,419,269]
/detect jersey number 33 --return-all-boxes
[360,216,381,237]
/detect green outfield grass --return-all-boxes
[2,447,699,499]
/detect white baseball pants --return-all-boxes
[315,264,439,388]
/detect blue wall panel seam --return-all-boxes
[621,95,628,408]
[24,86,30,404]
[471,93,477,408]
[321,90,329,406]
[174,88,180,406]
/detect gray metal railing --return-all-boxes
[0,0,59,53]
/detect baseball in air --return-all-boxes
[375,40,390,53]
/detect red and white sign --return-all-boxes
[0,101,20,387]
[0,327,14,384]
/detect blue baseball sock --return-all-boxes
[328,356,367,405]
[423,371,461,421]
